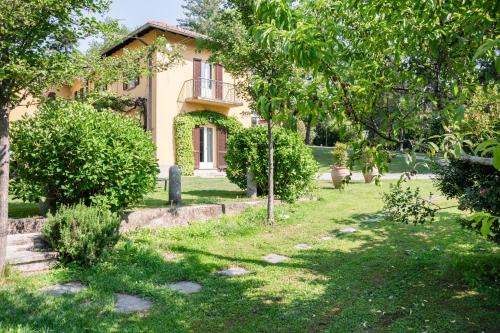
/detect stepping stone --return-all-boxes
[320,236,333,241]
[338,227,357,234]
[217,267,250,277]
[263,254,289,264]
[162,252,180,262]
[294,243,312,250]
[114,293,152,313]
[364,217,380,223]
[40,282,86,296]
[167,281,202,294]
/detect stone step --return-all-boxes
[12,259,58,275]
[7,233,47,252]
[7,233,44,247]
[6,250,58,265]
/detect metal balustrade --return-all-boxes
[183,78,242,106]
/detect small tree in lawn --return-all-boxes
[0,0,181,274]
[199,1,322,223]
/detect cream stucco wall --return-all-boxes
[9,27,252,176]
[152,30,251,175]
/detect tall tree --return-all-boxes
[0,0,182,274]
[252,0,498,163]
[0,0,109,275]
[199,2,316,223]
[178,0,224,34]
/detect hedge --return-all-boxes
[173,111,243,175]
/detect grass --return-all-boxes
[310,145,432,174]
[8,177,248,218]
[1,180,499,332]
[136,177,248,208]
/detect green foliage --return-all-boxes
[433,159,500,242]
[178,0,224,35]
[173,111,243,175]
[332,143,349,168]
[383,178,437,225]
[225,126,318,202]
[461,212,500,243]
[433,159,500,216]
[10,99,158,211]
[42,203,121,266]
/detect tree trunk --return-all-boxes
[0,108,9,275]
[267,116,274,225]
[305,116,312,145]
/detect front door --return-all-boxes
[199,126,214,169]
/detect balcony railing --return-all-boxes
[182,78,243,106]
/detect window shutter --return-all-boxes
[193,126,201,169]
[193,59,202,98]
[217,127,227,169]
[215,64,223,100]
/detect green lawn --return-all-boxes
[2,180,499,332]
[310,145,433,174]
[8,177,248,218]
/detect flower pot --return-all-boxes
[331,166,350,189]
[363,166,379,184]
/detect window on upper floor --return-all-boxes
[123,77,140,91]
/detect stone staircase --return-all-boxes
[6,233,58,275]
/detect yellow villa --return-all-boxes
[11,21,252,176]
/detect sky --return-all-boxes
[80,0,185,50]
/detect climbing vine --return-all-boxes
[174,111,243,175]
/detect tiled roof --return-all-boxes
[102,21,206,56]
[148,21,207,39]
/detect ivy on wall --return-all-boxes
[173,111,243,175]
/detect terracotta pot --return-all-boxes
[331,166,350,189]
[363,166,379,184]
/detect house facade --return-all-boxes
[11,21,252,176]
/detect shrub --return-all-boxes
[433,159,500,242]
[42,203,121,266]
[332,143,349,167]
[10,99,158,211]
[225,126,318,202]
[383,178,437,225]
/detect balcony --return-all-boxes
[182,78,243,107]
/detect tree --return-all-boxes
[199,2,321,223]
[0,0,181,274]
[252,0,498,164]
[178,0,225,35]
[0,0,109,275]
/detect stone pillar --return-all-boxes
[169,165,182,205]
[246,170,257,199]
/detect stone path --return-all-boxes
[167,281,202,294]
[263,254,289,264]
[217,267,250,277]
[318,172,434,181]
[114,293,153,313]
[294,243,312,250]
[338,227,357,234]
[41,282,86,295]
[162,252,181,262]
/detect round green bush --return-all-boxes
[42,203,121,266]
[10,99,158,211]
[225,126,318,202]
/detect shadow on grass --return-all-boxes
[1,212,499,332]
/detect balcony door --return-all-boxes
[201,62,213,99]
[199,126,214,169]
